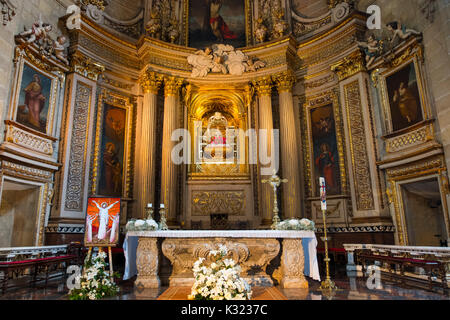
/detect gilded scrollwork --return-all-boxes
[70,51,105,81]
[191,191,245,216]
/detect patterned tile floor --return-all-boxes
[0,274,448,300]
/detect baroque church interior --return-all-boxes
[0,0,449,302]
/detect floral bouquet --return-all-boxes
[126,218,159,231]
[68,251,120,300]
[276,218,316,231]
[188,245,252,300]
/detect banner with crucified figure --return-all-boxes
[84,197,121,247]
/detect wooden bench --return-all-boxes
[0,243,85,294]
[357,249,448,290]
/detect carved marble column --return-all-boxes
[136,237,160,288]
[274,71,302,219]
[280,239,308,289]
[253,76,274,227]
[137,71,162,218]
[160,76,183,226]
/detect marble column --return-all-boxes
[137,71,162,218]
[253,76,274,227]
[160,76,184,227]
[274,71,302,219]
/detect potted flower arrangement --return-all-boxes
[125,218,159,231]
[188,245,252,300]
[276,218,316,231]
[68,251,120,300]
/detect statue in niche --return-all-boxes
[356,34,383,68]
[146,11,162,39]
[255,18,268,44]
[203,112,235,161]
[167,17,180,44]
[386,21,421,45]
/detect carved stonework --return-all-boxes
[384,123,434,153]
[5,121,54,155]
[163,76,183,97]
[139,70,163,94]
[343,81,375,211]
[70,51,105,81]
[273,70,296,93]
[136,237,160,288]
[1,0,16,26]
[64,83,92,211]
[191,191,245,216]
[161,238,280,287]
[0,160,52,182]
[280,239,308,289]
[253,76,273,97]
[331,50,366,81]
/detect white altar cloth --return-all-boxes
[123,230,321,282]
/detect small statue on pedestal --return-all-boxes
[146,11,162,39]
[254,18,267,44]
[167,17,180,44]
[272,10,288,39]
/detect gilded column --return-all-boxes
[274,71,302,219]
[160,76,184,227]
[253,76,274,227]
[137,71,162,218]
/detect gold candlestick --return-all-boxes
[262,170,288,229]
[318,177,338,291]
[146,203,154,220]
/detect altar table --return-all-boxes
[123,230,320,289]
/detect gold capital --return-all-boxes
[70,51,105,81]
[252,76,273,97]
[140,71,163,94]
[164,76,184,97]
[331,50,366,82]
[273,70,296,93]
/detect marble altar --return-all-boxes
[123,230,320,289]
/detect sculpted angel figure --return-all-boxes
[146,11,162,39]
[226,49,247,76]
[245,57,265,73]
[53,36,69,65]
[187,47,214,77]
[255,18,267,44]
[386,21,421,44]
[20,20,53,44]
[356,35,383,68]
[211,54,228,74]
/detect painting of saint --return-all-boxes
[16,64,52,133]
[189,0,247,49]
[84,197,121,247]
[311,104,341,196]
[386,62,423,132]
[98,104,126,197]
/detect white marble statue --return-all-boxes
[386,21,421,44]
[187,47,214,78]
[53,36,69,65]
[226,49,247,76]
[20,19,53,45]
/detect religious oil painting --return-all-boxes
[311,104,341,196]
[98,104,127,197]
[386,62,423,132]
[84,197,121,247]
[189,0,247,49]
[16,63,53,133]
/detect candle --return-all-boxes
[160,204,165,209]
[147,203,152,208]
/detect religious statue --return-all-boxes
[187,44,265,77]
[393,81,420,124]
[146,11,162,39]
[19,19,53,45]
[52,36,69,65]
[254,18,268,44]
[356,34,383,68]
[272,9,288,39]
[202,112,236,161]
[205,0,237,42]
[386,21,421,44]
[23,74,46,129]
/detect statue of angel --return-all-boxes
[187,47,214,77]
[53,36,69,65]
[356,34,383,68]
[146,11,162,39]
[226,49,247,76]
[255,18,268,44]
[211,54,228,74]
[386,21,421,44]
[245,57,265,72]
[20,18,53,45]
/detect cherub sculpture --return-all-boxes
[386,21,421,44]
[356,34,383,68]
[272,10,288,39]
[187,47,214,77]
[167,17,180,44]
[245,57,266,73]
[52,36,69,65]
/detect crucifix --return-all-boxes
[262,169,288,229]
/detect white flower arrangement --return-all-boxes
[126,218,159,231]
[68,251,120,300]
[188,245,252,301]
[276,218,316,231]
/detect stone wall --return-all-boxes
[356,0,450,169]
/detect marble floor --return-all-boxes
[0,274,448,300]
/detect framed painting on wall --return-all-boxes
[187,0,250,49]
[84,197,121,247]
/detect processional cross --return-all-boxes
[262,170,288,229]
